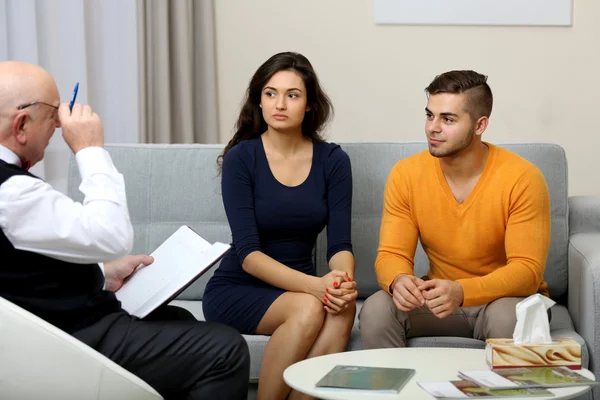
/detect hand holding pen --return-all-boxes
[59,83,105,153]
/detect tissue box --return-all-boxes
[486,338,581,370]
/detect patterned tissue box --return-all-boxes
[486,338,582,370]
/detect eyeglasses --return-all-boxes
[17,101,59,111]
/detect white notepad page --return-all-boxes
[115,225,230,318]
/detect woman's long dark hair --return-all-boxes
[218,52,333,168]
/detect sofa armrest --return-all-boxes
[0,297,162,400]
[568,233,600,397]
[569,196,600,235]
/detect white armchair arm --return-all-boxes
[569,196,600,235]
[568,196,600,400]
[0,297,162,400]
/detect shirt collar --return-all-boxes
[0,145,23,167]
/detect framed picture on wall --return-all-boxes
[374,0,573,27]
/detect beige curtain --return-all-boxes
[137,0,219,143]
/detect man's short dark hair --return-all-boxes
[425,70,493,121]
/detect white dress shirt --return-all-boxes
[0,145,133,268]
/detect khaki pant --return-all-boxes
[358,290,524,349]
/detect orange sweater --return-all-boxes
[375,143,551,307]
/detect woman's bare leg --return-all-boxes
[255,292,326,400]
[287,302,356,400]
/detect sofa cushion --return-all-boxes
[170,299,588,382]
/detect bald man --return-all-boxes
[0,62,249,399]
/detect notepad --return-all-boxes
[115,225,230,318]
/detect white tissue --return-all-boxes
[512,294,556,344]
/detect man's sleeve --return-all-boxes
[0,147,133,264]
[375,163,419,293]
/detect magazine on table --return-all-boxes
[314,365,415,394]
[417,379,553,399]
[458,367,598,390]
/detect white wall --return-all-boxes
[214,0,600,197]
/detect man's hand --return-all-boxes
[418,279,464,319]
[390,274,426,312]
[104,254,154,292]
[58,103,104,153]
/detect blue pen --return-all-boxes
[69,82,79,111]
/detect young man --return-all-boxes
[0,61,249,399]
[359,70,551,348]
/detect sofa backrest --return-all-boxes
[68,144,228,300]
[67,142,568,301]
[315,143,568,300]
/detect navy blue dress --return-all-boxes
[202,137,353,334]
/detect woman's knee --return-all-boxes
[290,294,326,334]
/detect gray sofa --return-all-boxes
[67,142,600,399]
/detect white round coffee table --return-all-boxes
[283,348,594,399]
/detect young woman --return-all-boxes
[203,52,357,400]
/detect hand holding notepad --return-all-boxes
[115,225,230,318]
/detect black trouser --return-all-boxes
[73,306,250,400]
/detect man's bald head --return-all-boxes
[0,62,60,165]
[0,61,59,124]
